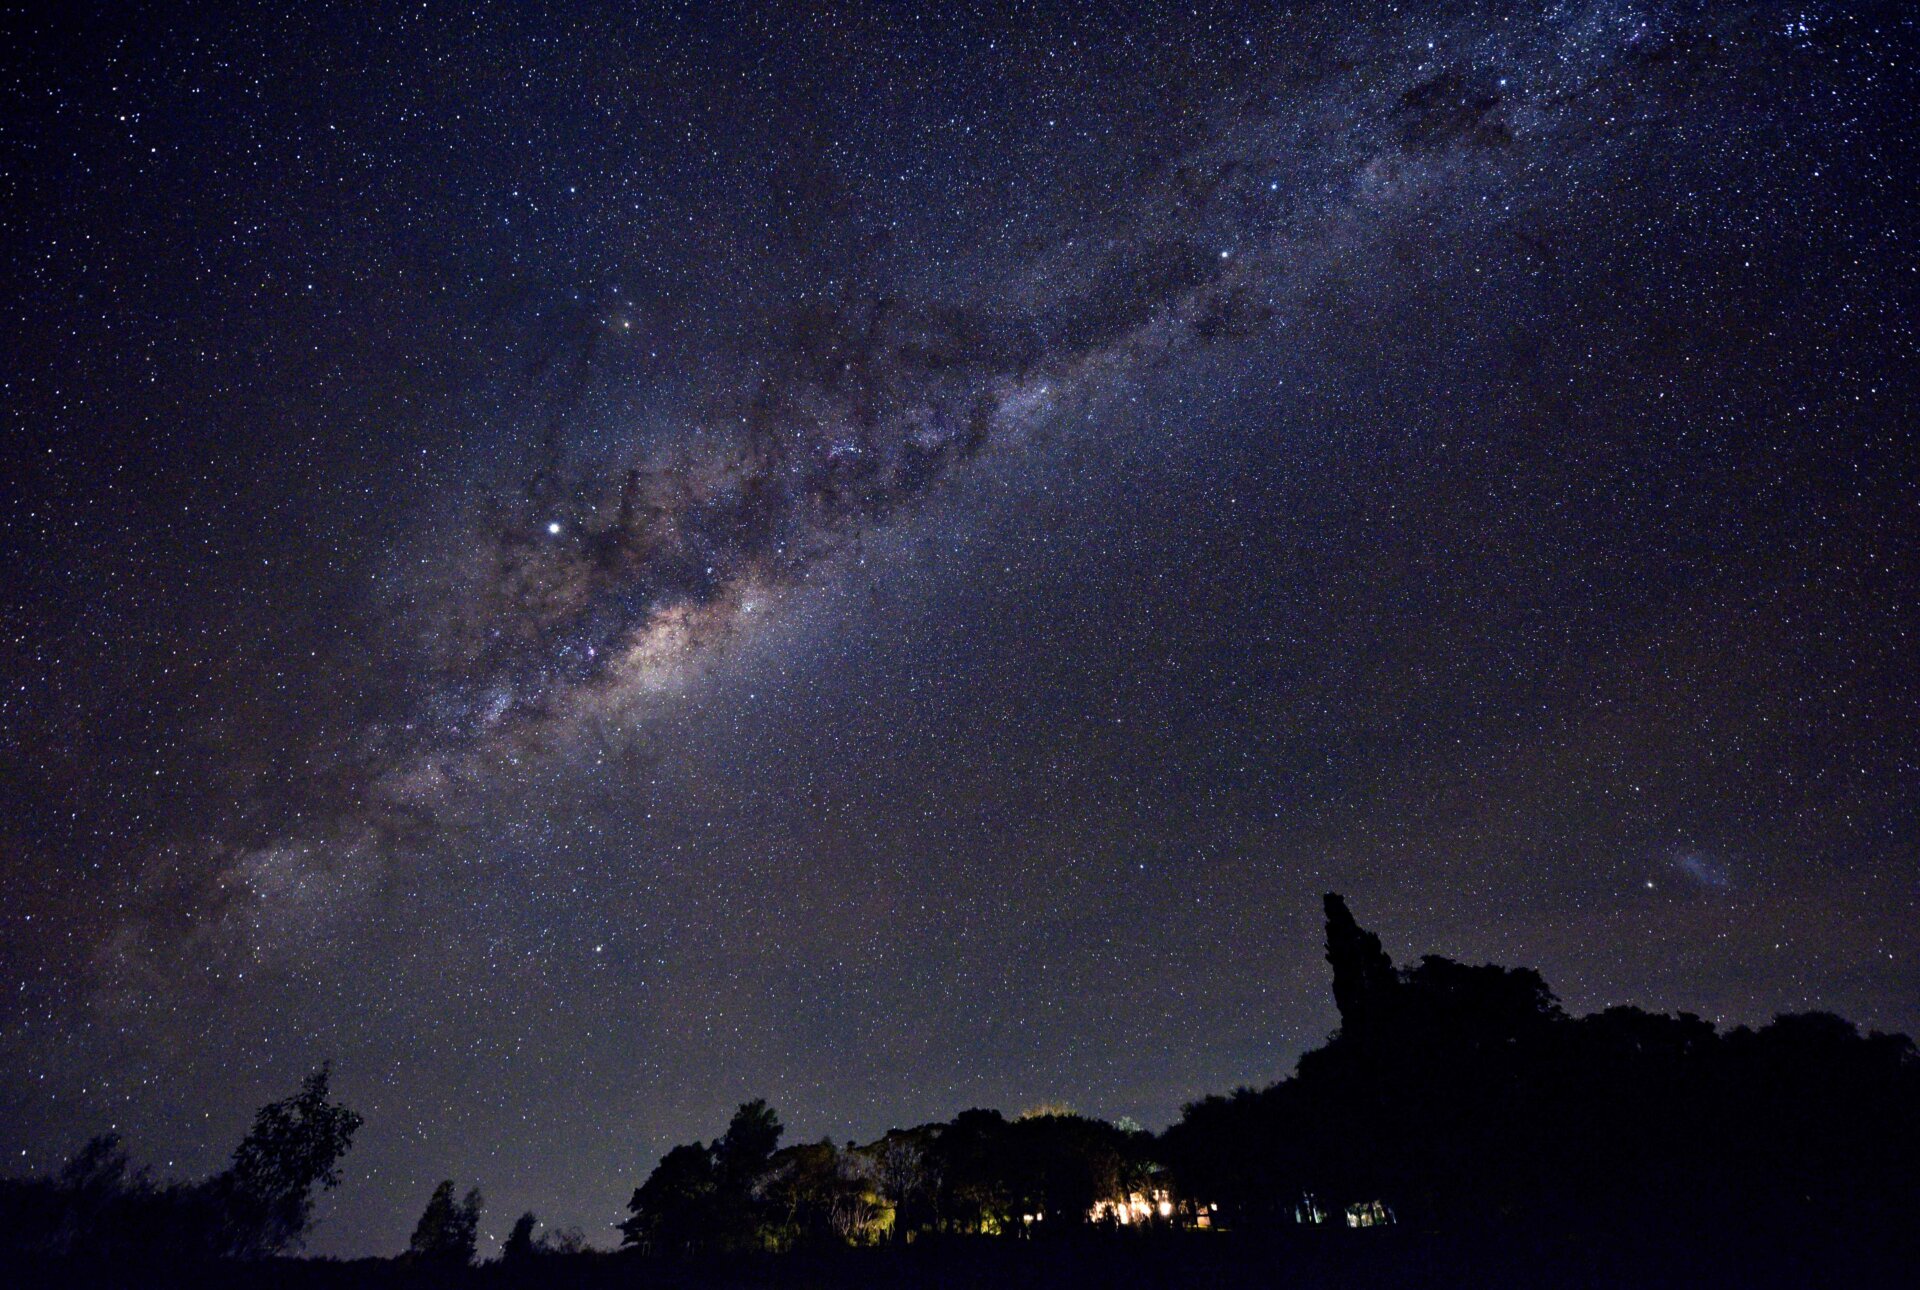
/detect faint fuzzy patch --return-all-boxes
[96,830,387,1020]
[1669,849,1733,890]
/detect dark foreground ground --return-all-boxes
[6,1226,1914,1290]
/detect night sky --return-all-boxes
[3,0,1916,1258]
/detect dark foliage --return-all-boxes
[500,1212,538,1264]
[406,1180,482,1265]
[220,1066,368,1258]
[618,1100,784,1256]
[0,1066,362,1265]
[1159,894,1920,1248]
[602,897,1916,1266]
[6,900,1915,1285]
[617,1141,720,1256]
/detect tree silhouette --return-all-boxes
[1160,893,1920,1253]
[407,1180,482,1265]
[760,1139,883,1249]
[710,1100,783,1251]
[501,1210,538,1263]
[1322,892,1398,1037]
[869,1130,936,1238]
[619,1142,718,1256]
[931,1108,1015,1235]
[714,1099,782,1190]
[15,895,1911,1278]
[541,1223,587,1255]
[212,1063,364,1258]
[0,1066,361,1264]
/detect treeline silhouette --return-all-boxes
[4,896,1915,1287]
[0,1066,360,1264]
[1167,895,1920,1238]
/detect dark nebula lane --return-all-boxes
[3,0,1916,1258]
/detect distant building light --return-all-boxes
[1091,1189,1175,1226]
[1345,1200,1395,1228]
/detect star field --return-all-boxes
[2,0,1916,1257]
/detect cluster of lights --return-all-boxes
[1088,1190,1177,1225]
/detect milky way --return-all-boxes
[5,0,1915,1258]
[109,0,1761,973]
